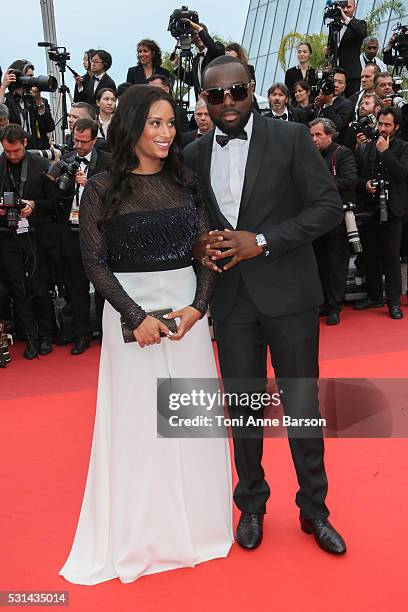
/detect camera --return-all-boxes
[313,69,335,96]
[324,0,348,23]
[31,142,72,162]
[0,192,24,230]
[168,6,199,52]
[350,114,378,141]
[371,170,389,224]
[46,159,80,193]
[342,202,362,253]
[8,69,57,93]
[391,22,408,58]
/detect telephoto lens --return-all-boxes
[343,202,363,253]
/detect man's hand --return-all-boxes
[376,134,390,153]
[356,132,368,144]
[20,200,35,218]
[366,180,377,194]
[340,8,349,23]
[193,231,223,273]
[314,92,333,108]
[75,170,88,187]
[1,70,16,90]
[75,75,84,85]
[209,229,264,271]
[165,306,201,341]
[132,315,173,348]
[182,19,203,33]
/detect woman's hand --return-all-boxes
[164,306,201,341]
[132,315,174,348]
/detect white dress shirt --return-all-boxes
[70,151,92,224]
[359,53,387,72]
[210,113,253,229]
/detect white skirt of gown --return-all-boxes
[59,266,233,585]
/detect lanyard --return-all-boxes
[7,154,28,201]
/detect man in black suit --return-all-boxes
[185,56,346,555]
[354,106,408,319]
[181,98,213,147]
[74,50,116,107]
[312,68,354,144]
[57,118,111,354]
[309,118,357,325]
[326,0,367,97]
[0,124,56,358]
[171,20,225,100]
[265,82,309,123]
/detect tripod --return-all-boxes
[327,18,343,68]
[52,61,74,143]
[173,44,194,113]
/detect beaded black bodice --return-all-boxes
[79,170,215,329]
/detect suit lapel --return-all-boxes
[236,112,267,226]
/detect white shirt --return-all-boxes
[359,53,387,72]
[210,113,253,229]
[70,151,92,224]
[93,72,105,92]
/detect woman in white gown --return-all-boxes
[59,85,233,585]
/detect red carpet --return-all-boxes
[1,304,408,611]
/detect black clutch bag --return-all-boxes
[120,309,177,343]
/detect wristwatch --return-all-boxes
[255,233,269,256]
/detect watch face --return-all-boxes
[256,234,267,247]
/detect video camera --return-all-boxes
[46,159,80,193]
[350,114,378,141]
[168,6,199,53]
[323,0,347,24]
[391,23,408,58]
[38,42,79,77]
[313,69,335,96]
[0,192,24,230]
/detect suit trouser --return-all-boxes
[0,231,53,338]
[359,217,403,306]
[215,279,329,520]
[62,254,104,337]
[313,223,349,313]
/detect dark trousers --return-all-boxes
[215,279,329,520]
[359,217,403,306]
[63,254,104,337]
[313,223,349,313]
[0,232,53,338]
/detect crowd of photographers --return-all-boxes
[1,0,408,367]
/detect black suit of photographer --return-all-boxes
[355,137,408,306]
[0,151,56,341]
[328,17,367,96]
[57,147,111,338]
[313,142,357,315]
[74,73,116,107]
[4,91,55,149]
[312,95,354,143]
[174,29,225,99]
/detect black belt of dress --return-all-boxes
[111,256,192,273]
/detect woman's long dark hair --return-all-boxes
[137,39,163,68]
[102,85,190,223]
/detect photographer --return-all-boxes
[56,118,110,355]
[266,82,309,123]
[383,27,408,68]
[0,124,56,358]
[74,50,116,107]
[374,71,408,140]
[343,91,383,150]
[312,68,354,143]
[326,0,367,96]
[0,60,55,149]
[66,102,110,152]
[309,118,358,325]
[354,106,408,318]
[171,20,225,99]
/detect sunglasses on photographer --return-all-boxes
[202,83,250,105]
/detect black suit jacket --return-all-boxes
[285,66,317,101]
[332,18,367,80]
[74,73,116,106]
[57,148,111,256]
[126,65,170,85]
[321,142,357,203]
[264,106,310,124]
[4,92,55,149]
[354,137,408,218]
[184,113,344,320]
[174,29,225,98]
[313,96,354,144]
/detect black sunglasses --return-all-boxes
[203,83,250,105]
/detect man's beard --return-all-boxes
[211,108,252,136]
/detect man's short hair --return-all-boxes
[374,71,392,87]
[362,63,381,76]
[146,74,172,89]
[0,123,26,143]
[377,105,402,126]
[0,103,9,121]
[73,118,98,139]
[361,92,383,108]
[362,36,379,48]
[309,118,338,138]
[334,67,348,81]
[116,82,132,97]
[93,50,112,71]
[195,98,208,112]
[202,55,251,89]
[70,102,96,120]
[267,82,290,99]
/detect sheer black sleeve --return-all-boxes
[79,175,147,329]
[190,198,216,317]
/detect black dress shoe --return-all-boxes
[236,512,264,550]
[389,306,404,319]
[300,515,346,555]
[353,299,384,310]
[71,337,90,355]
[326,312,340,325]
[319,306,328,317]
[24,340,39,360]
[38,336,53,355]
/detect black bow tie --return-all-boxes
[216,132,248,148]
[93,75,100,81]
[273,113,288,121]
[76,156,89,165]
